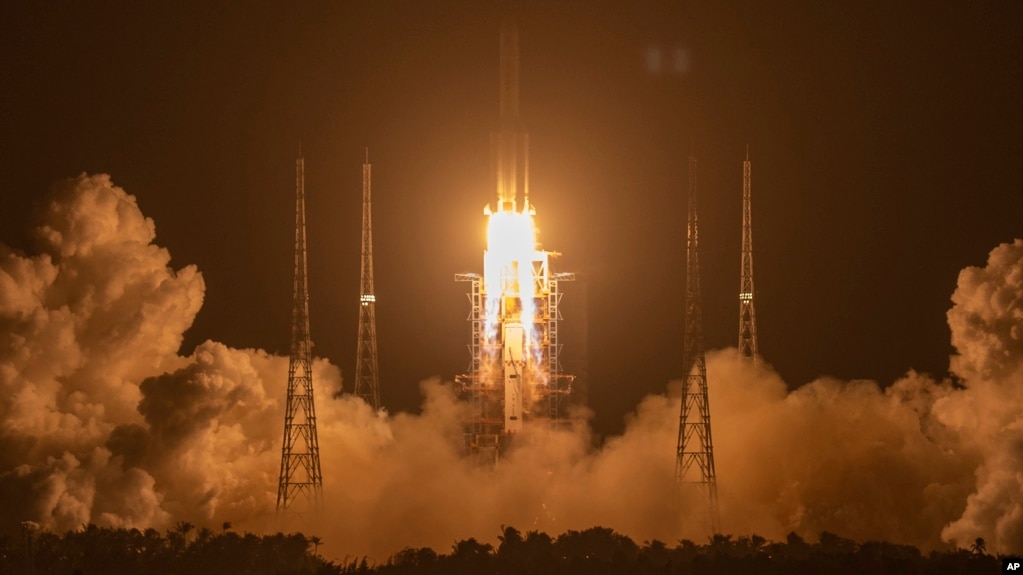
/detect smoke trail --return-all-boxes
[3,173,1023,559]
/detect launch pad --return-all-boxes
[455,260,574,460]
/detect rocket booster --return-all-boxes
[481,19,541,438]
[491,18,529,214]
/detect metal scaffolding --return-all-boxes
[738,146,759,367]
[277,152,324,517]
[456,262,574,461]
[354,150,382,410]
[676,155,720,534]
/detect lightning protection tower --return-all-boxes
[277,152,324,517]
[738,147,758,367]
[676,154,720,533]
[354,149,381,410]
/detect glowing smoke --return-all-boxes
[0,174,203,530]
[2,175,1023,559]
[941,239,1023,549]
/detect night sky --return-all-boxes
[3,2,1021,438]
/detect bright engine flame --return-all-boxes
[483,203,540,351]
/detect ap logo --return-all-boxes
[1005,557,1023,572]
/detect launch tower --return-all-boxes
[738,147,758,367]
[456,19,574,462]
[354,150,382,409]
[276,152,324,516]
[676,155,720,532]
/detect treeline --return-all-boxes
[2,522,339,575]
[0,523,1001,575]
[376,526,999,575]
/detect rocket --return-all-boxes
[484,18,536,435]
[461,18,570,451]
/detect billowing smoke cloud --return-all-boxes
[710,357,977,548]
[1,174,202,531]
[939,239,1023,549]
[706,240,1023,553]
[2,174,1023,560]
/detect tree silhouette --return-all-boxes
[818,531,857,556]
[706,533,736,558]
[784,531,810,560]
[555,526,637,564]
[3,523,1010,575]
[448,537,493,574]
[497,525,523,555]
[734,533,768,558]
[194,527,213,547]
[0,524,348,575]
[309,535,323,556]
[174,521,194,543]
[450,537,492,560]
[494,526,559,574]
[390,547,438,567]
[389,546,439,574]
[640,539,671,567]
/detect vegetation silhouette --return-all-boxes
[376,526,1002,575]
[3,524,340,575]
[971,536,987,556]
[0,523,1005,574]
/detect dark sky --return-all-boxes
[3,2,1021,437]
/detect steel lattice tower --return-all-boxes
[354,150,381,410]
[738,147,758,367]
[676,155,720,533]
[276,152,324,515]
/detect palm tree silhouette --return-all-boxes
[173,521,195,548]
[308,535,322,556]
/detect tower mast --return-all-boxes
[354,149,381,409]
[738,146,758,366]
[277,151,324,516]
[676,154,720,533]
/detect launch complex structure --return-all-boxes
[675,155,720,533]
[738,148,758,368]
[675,149,759,533]
[354,151,382,410]
[276,152,324,520]
[456,20,575,461]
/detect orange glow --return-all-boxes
[484,204,538,327]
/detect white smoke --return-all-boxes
[1,174,202,532]
[2,174,1023,559]
[940,239,1023,550]
[710,357,977,548]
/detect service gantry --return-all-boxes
[276,152,324,517]
[354,150,382,410]
[676,154,720,534]
[738,147,758,367]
